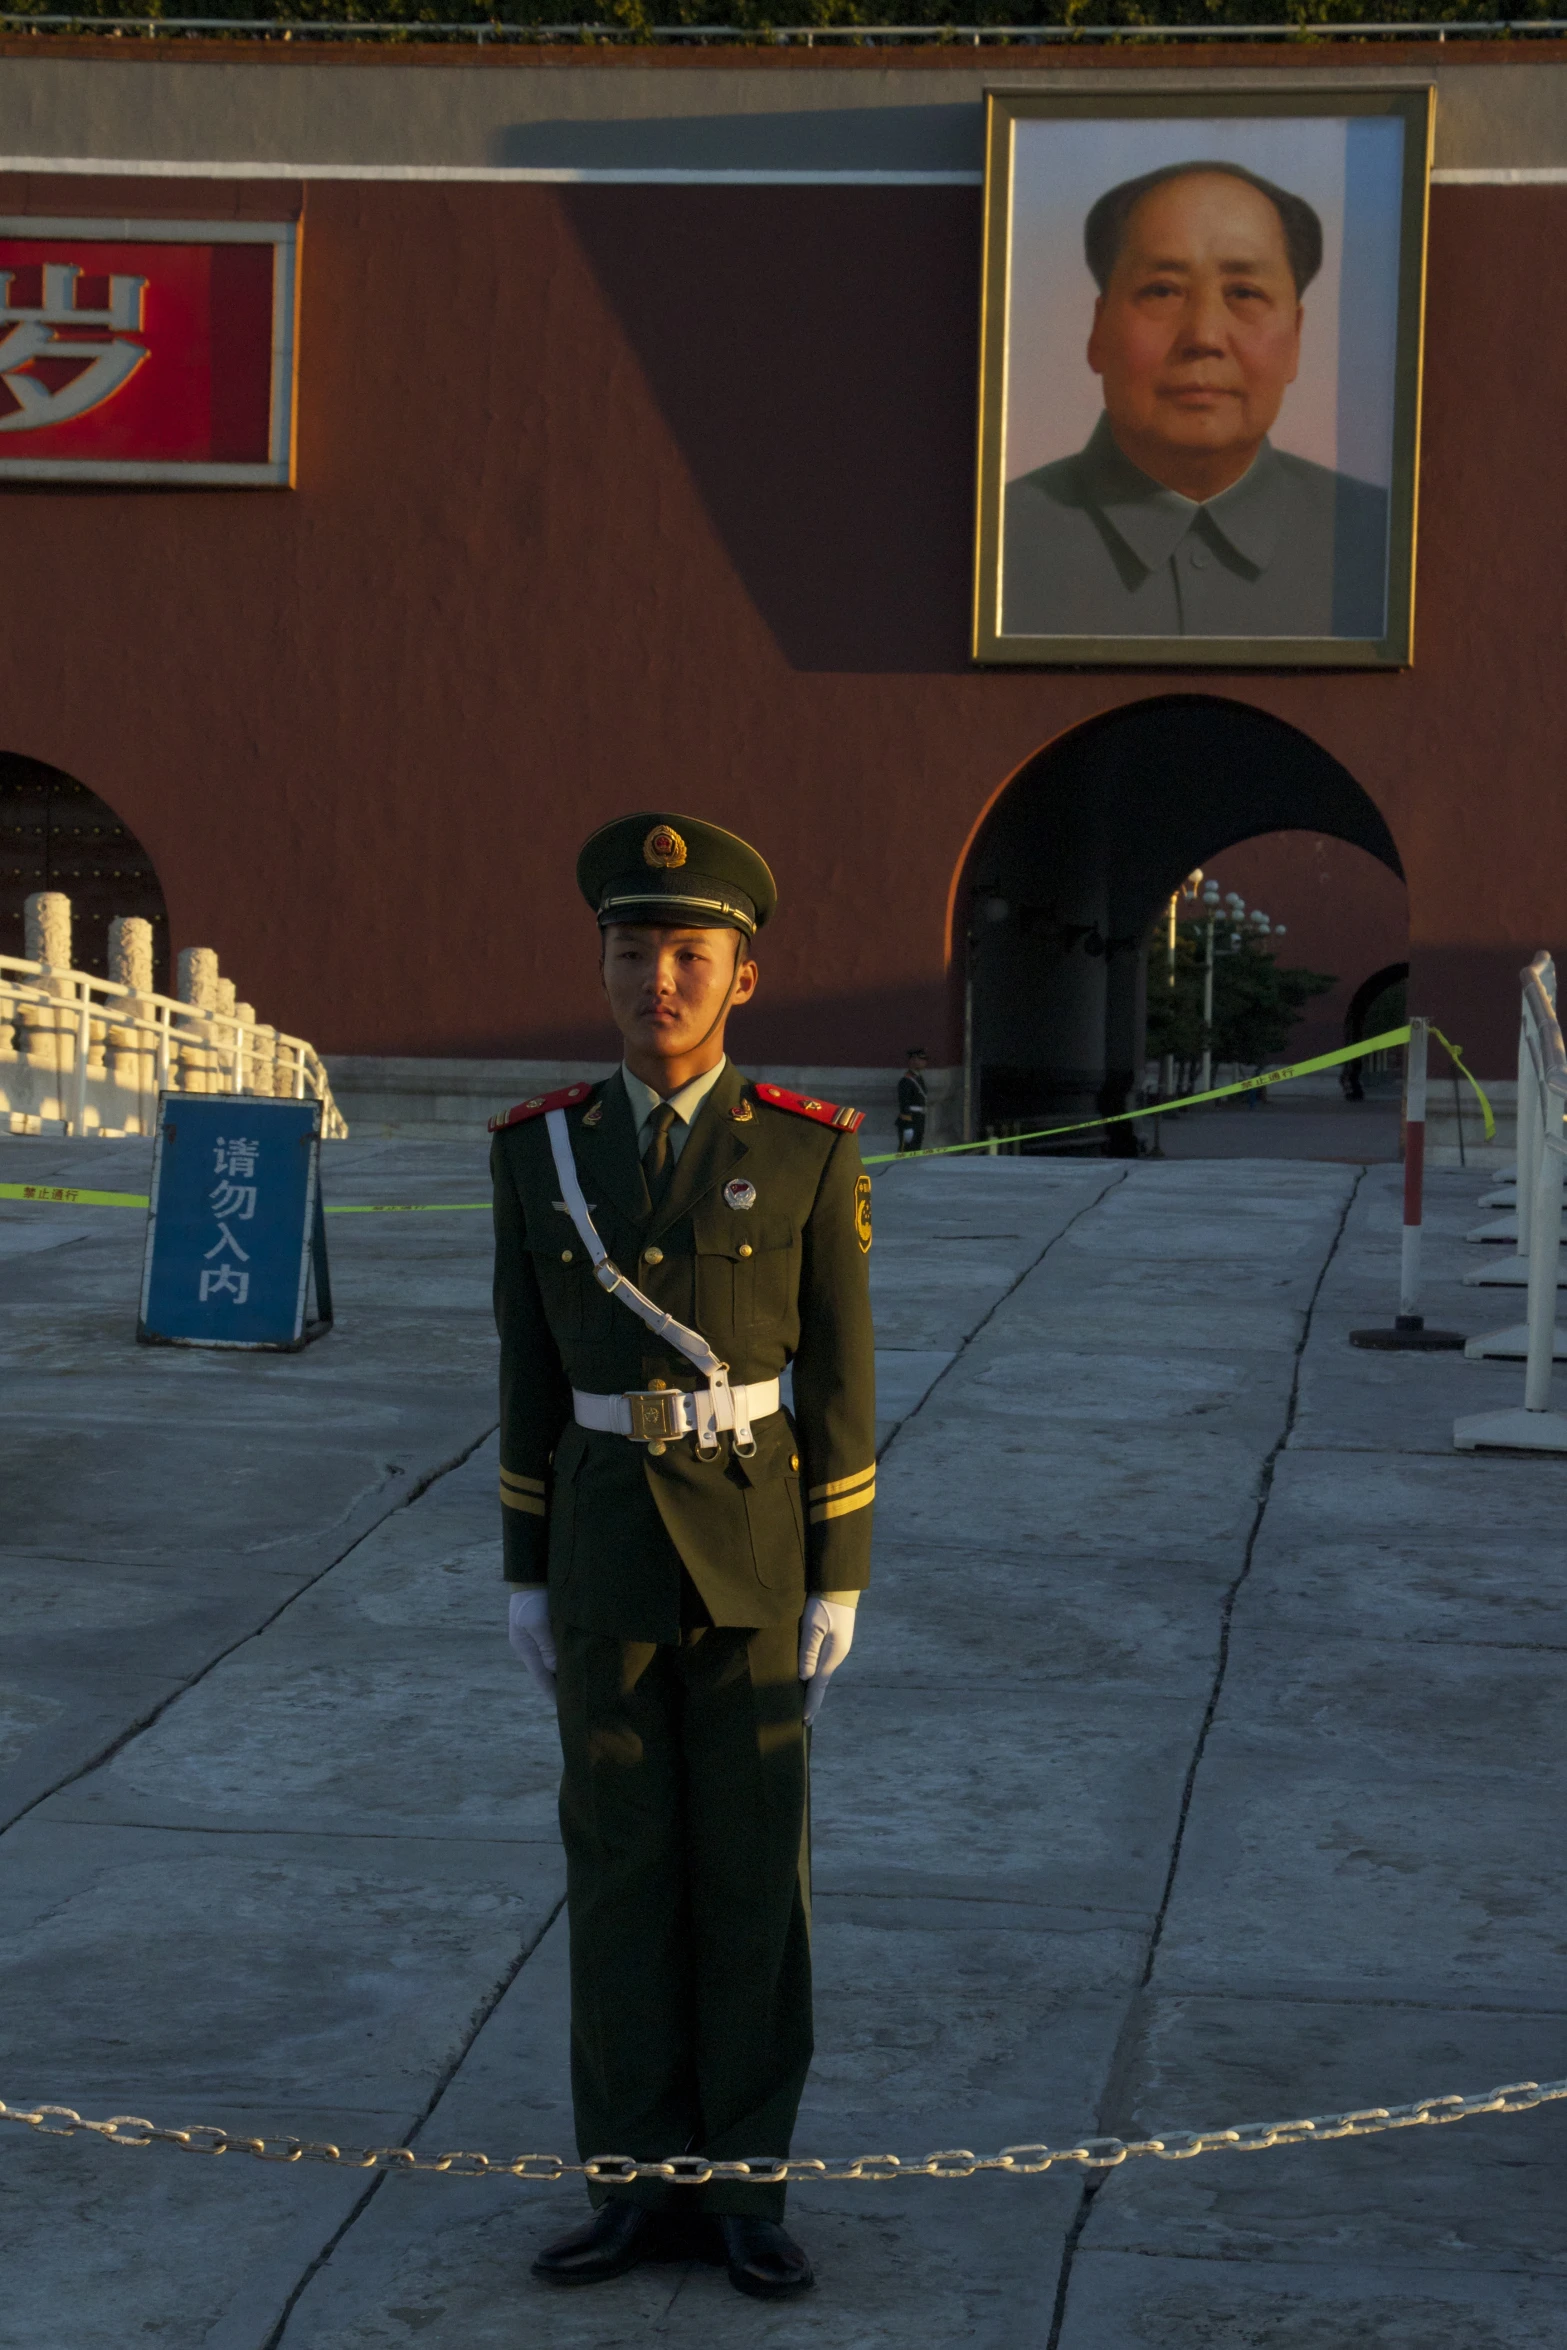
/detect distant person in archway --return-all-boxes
[896,1047,928,1152]
[1003,162,1388,640]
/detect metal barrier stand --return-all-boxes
[1456,954,1567,1451]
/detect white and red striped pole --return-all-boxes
[1398,1014,1428,1327]
[1351,1013,1464,1350]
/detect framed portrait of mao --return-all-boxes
[972,86,1432,668]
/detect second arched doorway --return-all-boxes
[0,754,169,990]
[961,696,1405,1143]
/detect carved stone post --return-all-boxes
[19,891,72,1119]
[250,1022,277,1100]
[108,916,157,1134]
[214,975,238,1093]
[177,946,221,1095]
[235,1003,256,1094]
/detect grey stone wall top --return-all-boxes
[0,50,1564,176]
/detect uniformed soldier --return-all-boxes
[490,813,876,2300]
[895,1047,929,1153]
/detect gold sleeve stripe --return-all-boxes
[500,1468,547,1496]
[501,1488,548,1517]
[807,1466,876,1503]
[809,1482,875,1525]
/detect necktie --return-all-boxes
[642,1102,678,1211]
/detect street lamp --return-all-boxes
[1158,869,1204,1101]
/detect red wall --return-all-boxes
[0,159,1557,1077]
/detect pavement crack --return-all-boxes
[264,1894,566,2349]
[874,1167,1128,1464]
[0,1419,499,1844]
[1136,1167,1364,1989]
[1042,1166,1365,2350]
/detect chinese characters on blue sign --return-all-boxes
[138,1095,333,1349]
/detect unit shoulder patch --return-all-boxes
[488,1082,595,1134]
[753,1084,864,1134]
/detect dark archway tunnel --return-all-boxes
[963,695,1404,1143]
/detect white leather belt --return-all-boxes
[573,1378,781,1451]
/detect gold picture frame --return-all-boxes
[972,85,1433,669]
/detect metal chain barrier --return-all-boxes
[3,2077,1562,2185]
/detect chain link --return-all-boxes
[3,2078,1562,2184]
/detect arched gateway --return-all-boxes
[961,696,1404,1146]
[0,754,169,991]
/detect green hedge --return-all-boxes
[2,0,1559,35]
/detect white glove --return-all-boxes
[798,1596,857,1728]
[508,1587,557,1700]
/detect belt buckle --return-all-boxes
[626,1388,685,1444]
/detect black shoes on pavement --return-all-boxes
[530,2201,663,2285]
[717,2215,816,2299]
[531,2202,815,2298]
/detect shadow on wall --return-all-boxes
[561,186,983,674]
[492,110,982,175]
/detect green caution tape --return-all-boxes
[0,1026,1497,1203]
[0,1182,151,1208]
[324,1202,490,1215]
[1429,1027,1496,1141]
[864,1023,1495,1165]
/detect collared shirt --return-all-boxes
[621,1056,728,1167]
[1001,413,1388,642]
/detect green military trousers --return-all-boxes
[554,1611,812,2222]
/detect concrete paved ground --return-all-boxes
[2,1134,1564,2348]
[1154,1092,1403,1161]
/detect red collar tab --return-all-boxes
[753,1084,864,1134]
[488,1082,594,1134]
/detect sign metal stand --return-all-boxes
[137,1094,333,1351]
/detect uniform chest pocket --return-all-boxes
[528,1238,616,1341]
[694,1213,797,1334]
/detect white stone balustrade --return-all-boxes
[0,897,346,1138]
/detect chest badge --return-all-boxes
[724,1177,758,1212]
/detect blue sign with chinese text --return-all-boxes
[138,1094,333,1350]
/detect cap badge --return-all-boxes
[643,824,688,870]
[724,1177,758,1212]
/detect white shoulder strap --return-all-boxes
[544,1107,736,1454]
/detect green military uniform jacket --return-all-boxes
[491,1060,876,1645]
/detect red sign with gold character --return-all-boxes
[0,218,298,484]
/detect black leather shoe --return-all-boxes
[531,2201,666,2286]
[718,2215,816,2299]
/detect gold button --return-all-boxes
[649,1378,667,1390]
[644,1246,664,1266]
[560,1249,573,1263]
[790,1452,799,1471]
[648,1440,667,1457]
[738,1243,753,1258]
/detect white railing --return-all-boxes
[1455,952,1567,1451]
[0,954,346,1141]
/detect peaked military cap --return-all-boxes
[577,812,777,937]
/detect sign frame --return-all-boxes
[137,1093,333,1353]
[0,215,299,486]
